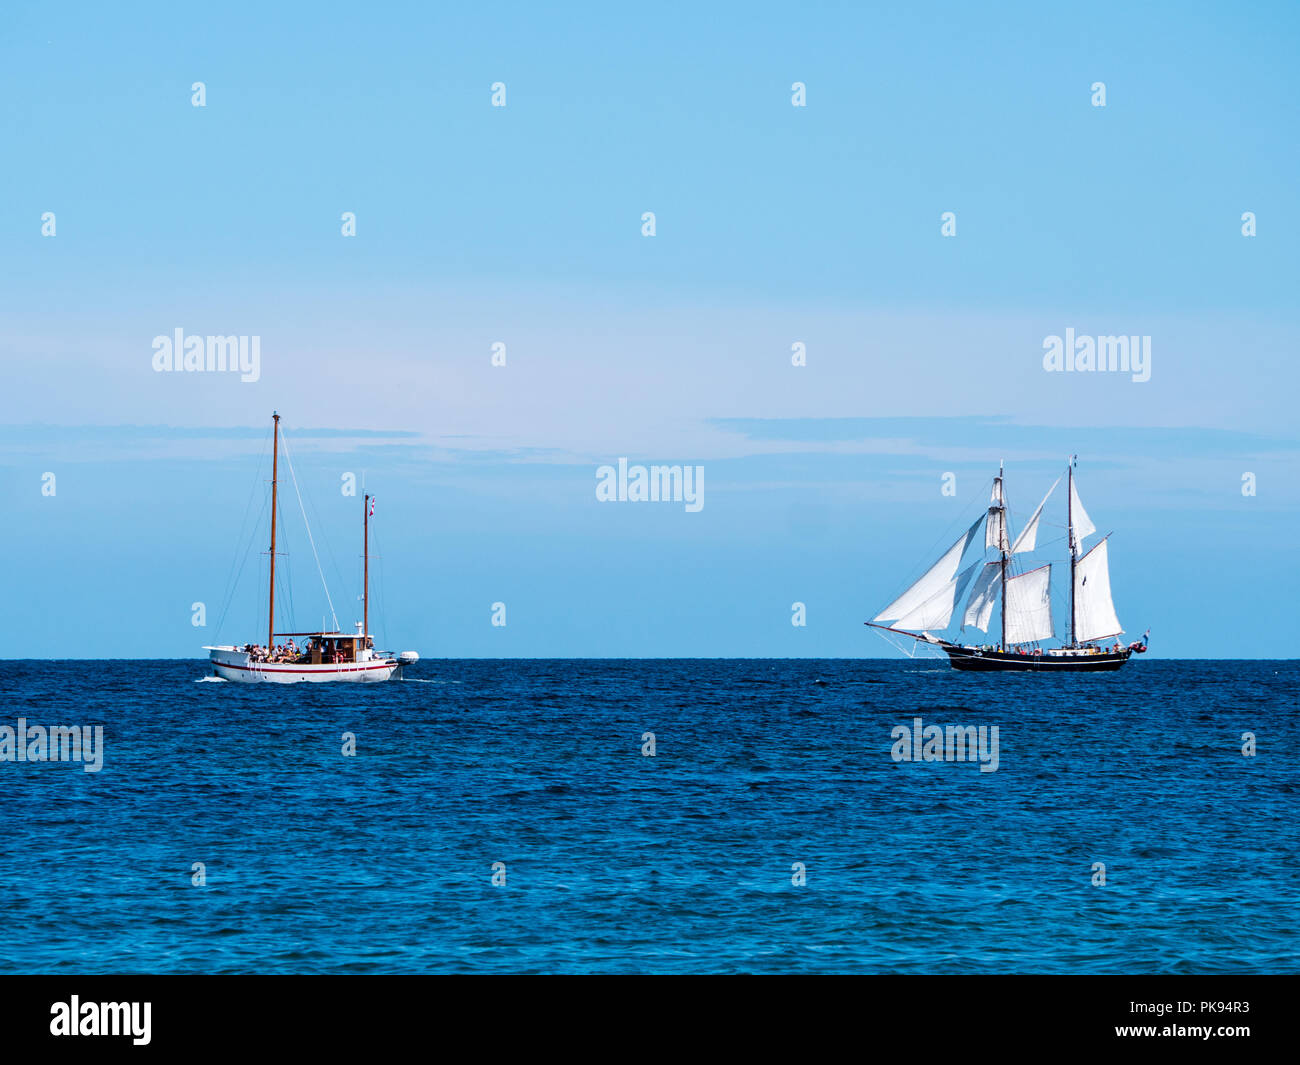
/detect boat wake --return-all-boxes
[195,676,227,683]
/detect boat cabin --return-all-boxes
[278,632,374,665]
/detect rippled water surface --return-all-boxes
[1,659,1295,973]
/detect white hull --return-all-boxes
[206,647,401,683]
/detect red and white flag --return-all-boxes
[369,497,376,517]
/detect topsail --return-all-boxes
[1070,478,1096,552]
[985,477,1009,553]
[1011,477,1059,555]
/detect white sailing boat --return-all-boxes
[867,456,1148,671]
[204,412,419,682]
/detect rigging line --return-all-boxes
[315,493,350,624]
[213,426,272,637]
[258,549,271,644]
[297,458,349,622]
[214,493,270,640]
[371,522,385,647]
[379,527,390,648]
[271,488,289,636]
[279,490,297,635]
[280,428,340,632]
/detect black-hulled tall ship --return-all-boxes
[868,457,1147,672]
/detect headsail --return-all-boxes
[1074,538,1122,641]
[894,561,981,631]
[874,515,983,624]
[1011,477,1060,555]
[1004,564,1054,644]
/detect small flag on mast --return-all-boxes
[369,497,375,517]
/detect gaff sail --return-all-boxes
[1074,538,1123,641]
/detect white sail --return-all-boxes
[1074,538,1122,641]
[874,516,983,623]
[894,562,981,631]
[962,562,1002,633]
[1070,477,1096,553]
[1011,477,1060,555]
[1004,564,1054,645]
[985,477,1009,552]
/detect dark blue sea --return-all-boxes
[1,659,1295,974]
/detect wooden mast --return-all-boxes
[998,462,1008,652]
[1067,455,1076,648]
[363,492,369,639]
[268,412,280,651]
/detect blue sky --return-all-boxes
[1,1,1296,657]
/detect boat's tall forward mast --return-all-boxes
[997,462,1008,651]
[268,411,280,650]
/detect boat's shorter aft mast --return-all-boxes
[1067,455,1075,648]
[363,492,370,639]
[268,411,280,651]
